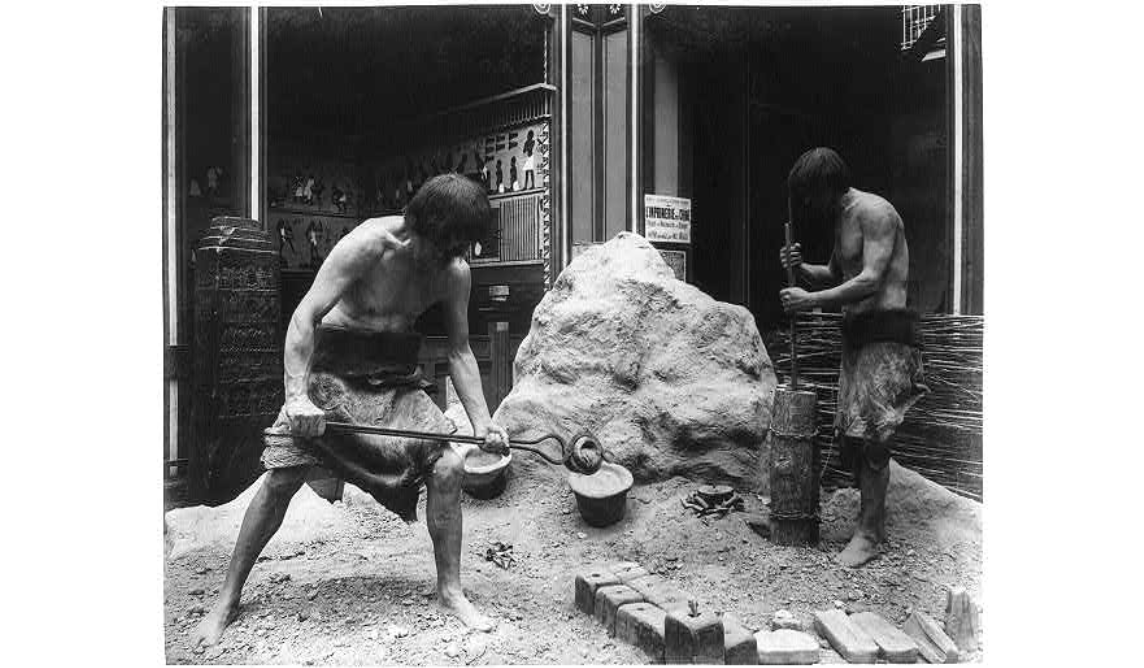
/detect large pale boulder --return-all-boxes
[493,232,777,488]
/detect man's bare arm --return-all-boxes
[283,232,394,433]
[807,210,897,309]
[798,254,842,288]
[780,242,842,288]
[441,261,495,435]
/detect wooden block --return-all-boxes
[813,609,878,664]
[594,584,645,637]
[611,560,651,584]
[616,602,667,662]
[944,587,980,653]
[723,616,759,665]
[850,611,919,663]
[575,567,619,615]
[628,574,693,615]
[903,612,959,664]
[665,609,725,664]
[754,630,820,665]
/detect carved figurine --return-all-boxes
[523,130,536,190]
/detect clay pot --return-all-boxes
[567,461,634,527]
[462,449,511,499]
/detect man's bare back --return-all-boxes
[832,189,909,315]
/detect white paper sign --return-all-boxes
[644,194,692,244]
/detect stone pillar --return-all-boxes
[190,217,283,504]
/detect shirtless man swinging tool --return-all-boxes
[193,174,510,646]
[778,148,928,568]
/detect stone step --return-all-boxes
[616,602,667,663]
[754,629,820,665]
[902,612,959,664]
[574,567,621,615]
[627,574,694,615]
[610,560,651,584]
[722,615,759,665]
[850,611,919,664]
[944,586,980,653]
[594,584,645,637]
[665,608,724,665]
[813,609,879,664]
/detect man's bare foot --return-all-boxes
[438,588,495,632]
[190,602,239,647]
[836,532,881,568]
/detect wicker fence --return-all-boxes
[767,313,983,502]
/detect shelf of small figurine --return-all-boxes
[267,205,364,220]
[488,185,546,201]
[362,185,548,218]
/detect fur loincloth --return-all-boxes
[262,326,455,523]
[834,309,929,446]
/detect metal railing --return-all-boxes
[901,5,943,51]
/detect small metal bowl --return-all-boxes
[567,461,634,527]
[462,449,512,499]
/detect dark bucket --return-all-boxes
[567,461,634,528]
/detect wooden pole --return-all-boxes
[766,198,819,546]
[784,201,799,389]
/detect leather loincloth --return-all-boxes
[262,325,455,523]
[834,309,929,451]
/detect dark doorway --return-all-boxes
[744,6,902,330]
[646,6,943,330]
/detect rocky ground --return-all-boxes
[164,461,982,665]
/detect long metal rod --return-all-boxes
[784,201,800,390]
[324,421,567,466]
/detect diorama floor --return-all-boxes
[163,462,982,665]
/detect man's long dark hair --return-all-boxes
[787,147,851,227]
[405,173,492,258]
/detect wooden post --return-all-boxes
[767,388,819,546]
[944,586,980,653]
[489,321,512,411]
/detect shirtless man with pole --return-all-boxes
[193,174,509,645]
[779,148,927,568]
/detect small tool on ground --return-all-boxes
[484,541,515,569]
[681,485,745,519]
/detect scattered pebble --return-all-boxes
[849,591,862,601]
[576,532,587,539]
[195,567,210,575]
[388,625,410,639]
[833,600,845,609]
[445,642,461,658]
[189,588,205,596]
[307,590,318,601]
[403,598,414,606]
[188,605,205,615]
